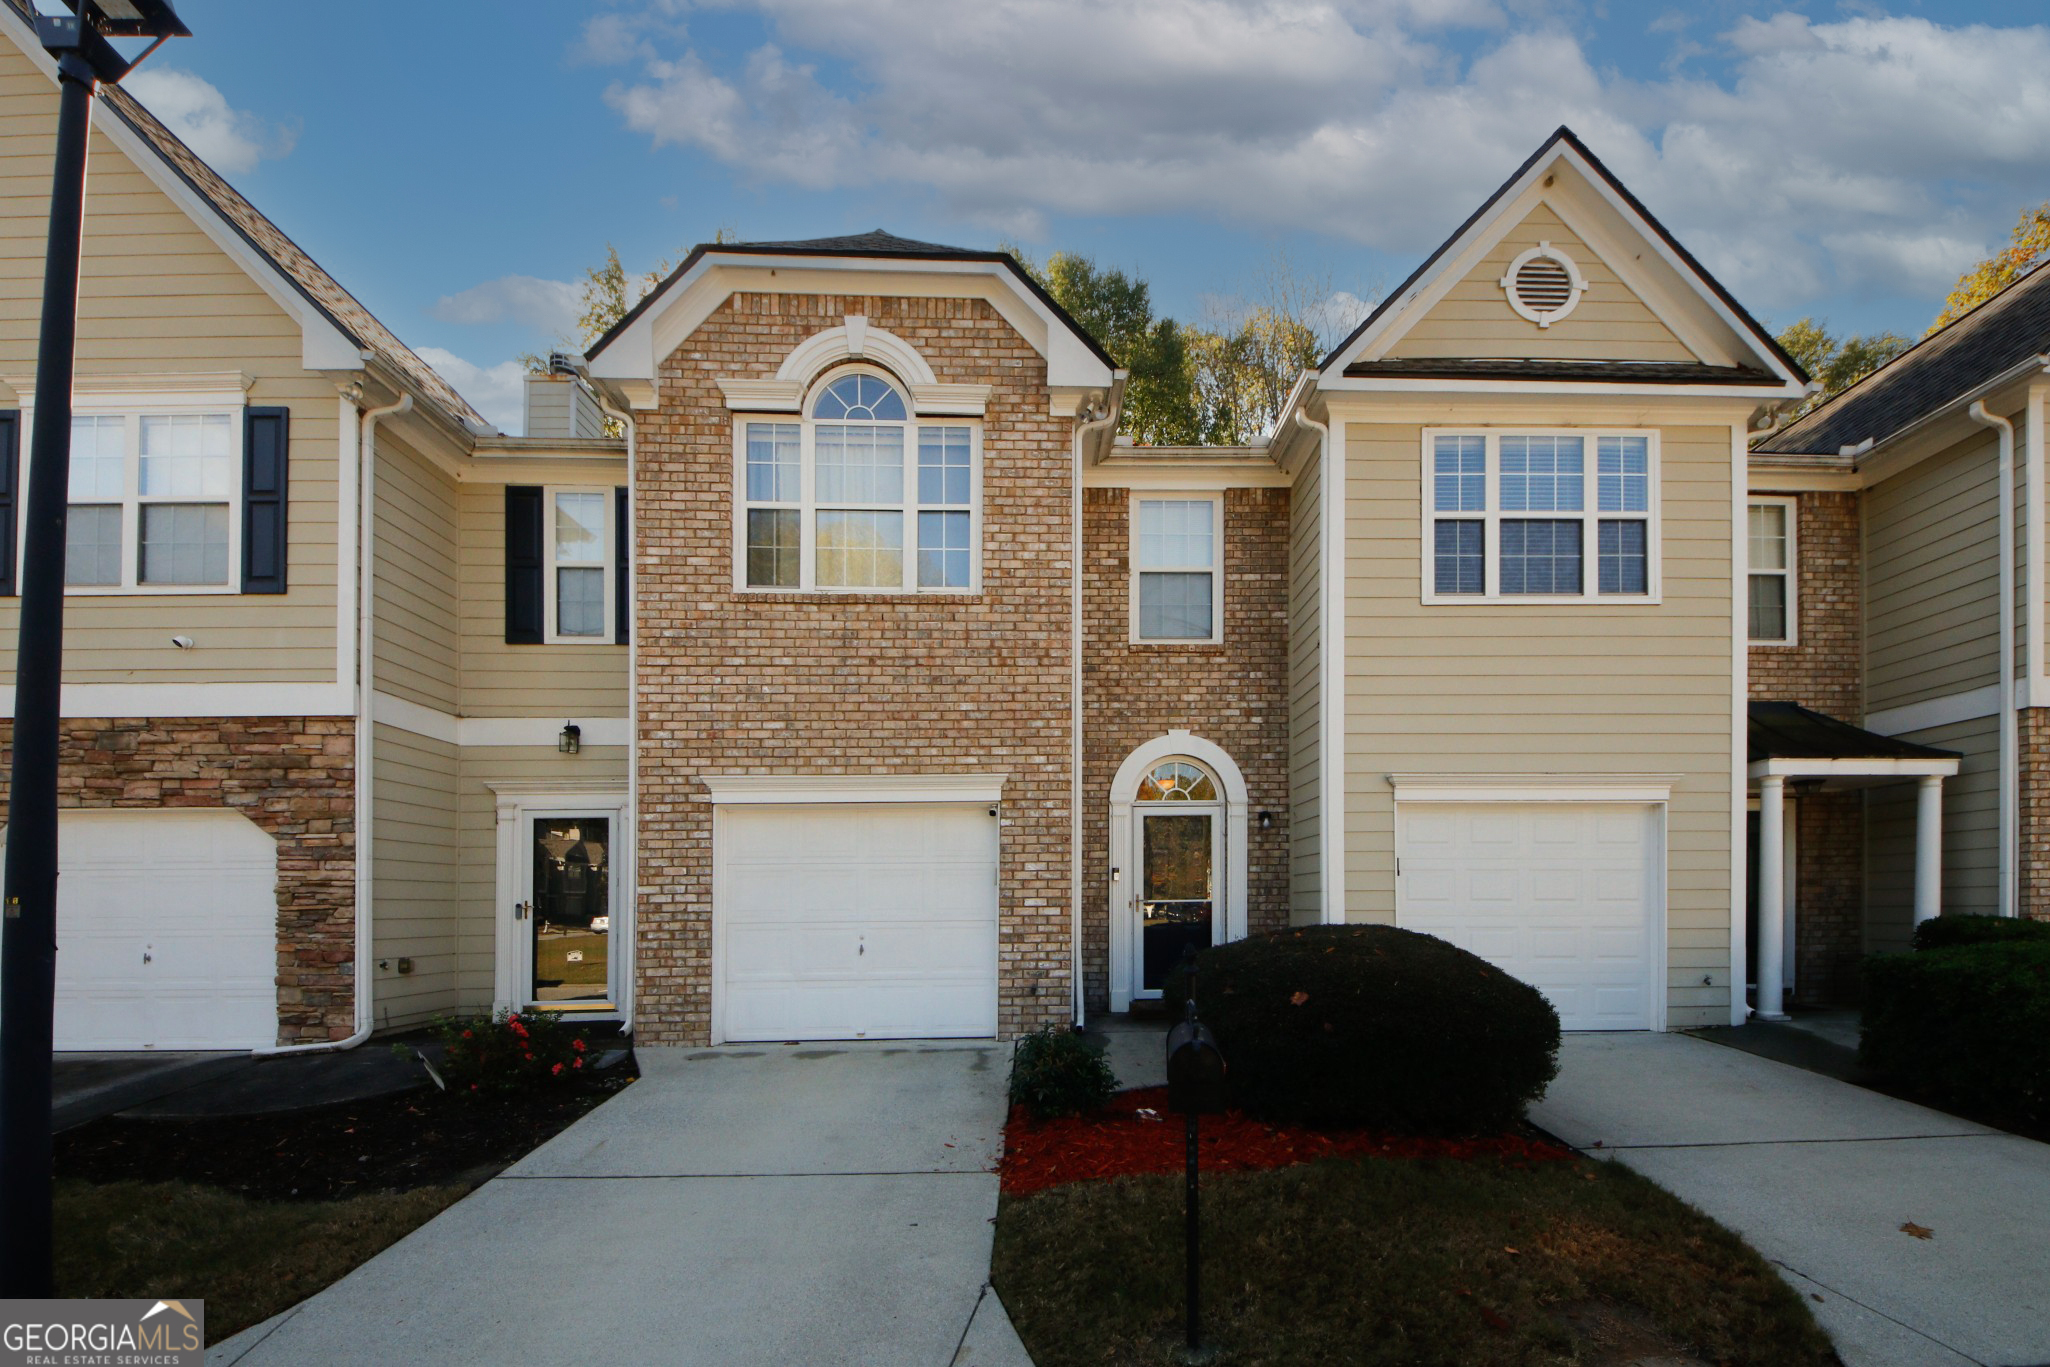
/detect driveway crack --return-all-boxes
[1769,1260,1992,1367]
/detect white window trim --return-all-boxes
[1419,426,1662,606]
[730,365,982,596]
[542,485,617,645]
[1129,491,1225,644]
[24,399,246,597]
[1748,495,1798,647]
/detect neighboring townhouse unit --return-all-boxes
[1749,259,2050,1009]
[22,12,2015,1055]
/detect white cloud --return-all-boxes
[124,68,296,175]
[591,2,2050,316]
[429,275,583,335]
[416,347,528,435]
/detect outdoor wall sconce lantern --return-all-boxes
[558,722,581,755]
[1258,810,1274,830]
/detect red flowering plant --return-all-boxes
[432,1009,596,1093]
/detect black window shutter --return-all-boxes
[240,406,289,593]
[0,410,16,597]
[505,485,544,644]
[614,485,628,645]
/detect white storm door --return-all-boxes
[716,801,999,1042]
[1397,802,1660,1031]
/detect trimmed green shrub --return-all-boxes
[1861,940,2050,1130]
[1911,914,2050,952]
[1009,1026,1118,1120]
[1167,925,1560,1133]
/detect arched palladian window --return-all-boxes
[739,368,977,593]
[1136,760,1218,802]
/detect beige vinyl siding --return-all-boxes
[372,429,459,712]
[0,42,337,685]
[1865,434,1999,712]
[1865,716,1998,949]
[522,376,605,440]
[458,482,628,717]
[1386,204,1696,364]
[1342,421,1738,1029]
[370,723,460,1028]
[1288,445,1322,923]
[454,746,629,1012]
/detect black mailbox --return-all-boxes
[1166,1007,1228,1115]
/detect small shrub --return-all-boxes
[1862,940,2050,1130]
[1911,914,2050,952]
[1009,1026,1118,1120]
[1166,925,1560,1133]
[433,1010,596,1094]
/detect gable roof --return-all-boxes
[585,229,1117,371]
[1322,126,1808,389]
[0,2,485,429]
[1756,263,2050,456]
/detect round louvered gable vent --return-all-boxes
[1499,243,1587,327]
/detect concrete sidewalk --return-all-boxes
[1530,1033,2050,1367]
[209,1042,1033,1367]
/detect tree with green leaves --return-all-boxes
[1931,204,2050,334]
[1774,317,1910,415]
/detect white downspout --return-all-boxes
[1293,405,1332,922]
[1072,391,1119,1028]
[1969,400,2019,918]
[255,390,411,1056]
[595,394,638,1035]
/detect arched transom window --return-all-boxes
[739,368,977,593]
[1136,760,1218,802]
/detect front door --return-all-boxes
[525,814,614,1011]
[1136,809,1216,997]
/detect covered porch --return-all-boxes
[1746,702,1961,1021]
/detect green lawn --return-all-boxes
[56,1180,465,1344]
[993,1155,1838,1367]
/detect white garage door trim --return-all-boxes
[706,774,1005,1045]
[1392,777,1671,1033]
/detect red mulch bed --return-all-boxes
[1001,1087,1571,1196]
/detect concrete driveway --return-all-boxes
[1530,1033,2050,1367]
[210,1042,1032,1367]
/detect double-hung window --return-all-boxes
[60,409,240,592]
[546,489,614,641]
[1132,495,1223,642]
[737,370,978,593]
[1748,498,1796,643]
[1424,429,1657,603]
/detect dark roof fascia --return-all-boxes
[1341,359,1782,386]
[1318,126,1809,388]
[585,239,1119,372]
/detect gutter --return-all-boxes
[1071,386,1122,1029]
[1967,400,2021,919]
[593,393,639,1036]
[254,391,411,1056]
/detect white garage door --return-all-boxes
[717,802,999,1042]
[1,809,280,1050]
[1397,802,1659,1031]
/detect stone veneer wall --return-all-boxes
[1748,491,1864,1004]
[632,292,1076,1045]
[1079,486,1291,1013]
[0,716,356,1042]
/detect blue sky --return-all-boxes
[90,0,2050,432]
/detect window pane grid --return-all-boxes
[1500,519,1582,595]
[1137,498,1214,570]
[917,510,970,589]
[1138,571,1213,639]
[746,423,799,503]
[1433,520,1483,594]
[1429,432,1653,601]
[1598,519,1647,595]
[1598,436,1649,513]
[1749,574,1788,641]
[139,503,229,586]
[1499,435,1584,512]
[746,508,799,588]
[64,504,122,586]
[69,415,124,500]
[816,509,904,588]
[139,413,231,500]
[1432,435,1484,512]
[918,427,972,507]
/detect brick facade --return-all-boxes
[1749,491,1865,1005]
[0,716,356,1043]
[631,292,1076,1045]
[1079,486,1291,1013]
[2021,709,2050,921]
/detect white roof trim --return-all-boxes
[1319,376,1801,400]
[700,773,1008,804]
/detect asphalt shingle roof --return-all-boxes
[1,2,486,430]
[1747,701,1960,764]
[1342,358,1780,385]
[1758,264,2050,456]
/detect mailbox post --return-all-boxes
[1166,974,1227,1360]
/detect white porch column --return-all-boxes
[1756,774,1788,1021]
[1914,775,1945,926]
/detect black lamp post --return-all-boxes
[0,0,187,1298]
